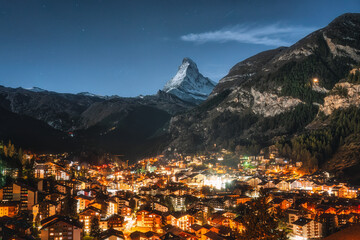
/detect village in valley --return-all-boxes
[0,145,359,240]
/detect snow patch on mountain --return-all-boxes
[26,87,48,93]
[163,58,216,103]
[77,92,120,100]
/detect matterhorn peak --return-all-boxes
[163,58,216,103]
[182,57,197,66]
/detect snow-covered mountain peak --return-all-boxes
[163,58,216,103]
[182,57,197,68]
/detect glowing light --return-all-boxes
[290,235,308,240]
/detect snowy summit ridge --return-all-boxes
[163,58,216,103]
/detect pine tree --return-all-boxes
[90,217,101,237]
[61,195,78,219]
[239,192,288,240]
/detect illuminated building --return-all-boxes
[0,201,19,217]
[135,210,162,231]
[118,205,132,216]
[166,213,197,231]
[75,195,94,213]
[170,195,186,212]
[152,202,169,213]
[291,217,322,239]
[0,181,38,211]
[32,200,57,222]
[40,215,82,240]
[78,207,101,234]
[107,199,118,217]
[105,214,124,231]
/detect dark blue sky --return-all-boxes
[0,0,359,97]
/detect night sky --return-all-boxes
[0,0,359,97]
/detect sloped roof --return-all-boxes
[292,217,312,227]
[41,215,82,229]
[98,229,124,240]
[204,231,226,240]
[323,224,360,240]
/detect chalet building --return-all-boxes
[170,195,186,212]
[337,214,357,226]
[40,215,82,240]
[45,192,67,204]
[78,206,101,234]
[0,201,19,217]
[54,183,72,195]
[233,217,245,234]
[100,218,109,231]
[184,173,205,189]
[55,169,71,181]
[136,210,162,232]
[300,180,315,190]
[190,224,219,240]
[98,229,125,240]
[339,186,358,198]
[166,213,197,231]
[287,209,312,224]
[107,199,118,217]
[275,180,291,191]
[112,196,130,207]
[290,180,303,190]
[292,217,322,239]
[106,214,124,231]
[0,181,38,211]
[271,198,292,210]
[0,217,32,237]
[34,160,56,179]
[209,214,234,229]
[319,213,338,236]
[34,161,70,181]
[118,204,132,216]
[75,195,94,213]
[32,200,57,222]
[152,202,169,213]
[161,225,198,240]
[246,177,262,188]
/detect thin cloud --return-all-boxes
[181,24,317,46]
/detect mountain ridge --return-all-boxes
[0,13,359,168]
[167,13,360,162]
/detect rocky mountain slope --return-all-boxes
[0,56,216,159]
[1,13,359,166]
[163,58,216,103]
[319,82,360,115]
[167,13,360,155]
